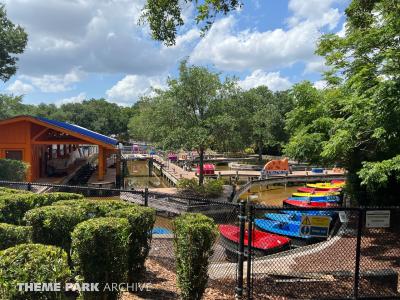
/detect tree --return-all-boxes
[0,94,33,119]
[129,61,234,185]
[0,4,28,82]
[285,0,400,205]
[140,0,241,46]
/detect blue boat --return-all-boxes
[288,196,340,202]
[152,227,172,235]
[282,210,337,217]
[255,219,312,239]
[265,213,302,224]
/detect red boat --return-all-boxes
[297,187,341,193]
[283,199,339,208]
[219,224,291,260]
[331,179,345,184]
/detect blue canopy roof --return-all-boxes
[36,116,118,146]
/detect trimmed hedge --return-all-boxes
[0,187,30,195]
[0,192,84,225]
[107,206,156,282]
[0,243,71,300]
[173,213,218,300]
[0,223,32,250]
[53,199,130,218]
[71,217,130,300]
[25,205,87,254]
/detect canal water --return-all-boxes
[124,160,171,189]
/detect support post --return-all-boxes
[144,187,149,207]
[354,209,363,299]
[98,146,105,181]
[236,200,246,299]
[116,150,121,189]
[246,203,254,300]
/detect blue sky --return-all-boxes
[0,0,350,106]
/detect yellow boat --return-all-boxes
[307,182,344,189]
[293,191,340,197]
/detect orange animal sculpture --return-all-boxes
[263,158,289,175]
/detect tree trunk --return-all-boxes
[199,147,204,186]
[258,141,263,162]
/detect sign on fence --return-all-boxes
[366,210,390,228]
[300,215,331,238]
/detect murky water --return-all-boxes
[239,184,300,206]
[124,160,171,189]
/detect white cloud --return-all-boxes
[314,80,328,90]
[20,68,85,93]
[4,0,195,77]
[57,92,86,105]
[190,16,320,71]
[106,75,166,105]
[239,70,292,91]
[304,58,328,74]
[6,80,34,94]
[287,0,341,30]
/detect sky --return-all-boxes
[0,0,350,106]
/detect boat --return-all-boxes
[282,210,337,217]
[297,187,341,193]
[265,213,302,224]
[254,219,317,245]
[152,227,172,234]
[293,191,340,197]
[288,196,340,202]
[331,179,345,185]
[307,182,344,189]
[283,199,339,208]
[218,224,291,260]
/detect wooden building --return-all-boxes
[0,115,119,182]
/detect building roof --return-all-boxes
[36,116,118,146]
[0,115,118,147]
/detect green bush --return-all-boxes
[107,206,156,282]
[0,187,30,195]
[0,159,28,181]
[173,213,218,300]
[25,205,87,254]
[177,178,224,198]
[0,223,32,250]
[53,199,130,218]
[0,192,84,225]
[0,243,71,300]
[71,217,130,300]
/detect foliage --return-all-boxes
[0,159,28,181]
[0,192,84,225]
[71,217,130,300]
[52,199,130,218]
[0,223,32,250]
[107,206,156,282]
[173,213,218,300]
[176,178,224,198]
[0,94,33,120]
[0,187,30,195]
[140,0,241,46]
[0,4,28,82]
[25,205,87,254]
[0,243,71,300]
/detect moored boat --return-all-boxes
[307,182,344,189]
[265,213,302,224]
[288,196,340,202]
[283,199,339,208]
[293,191,340,197]
[218,224,291,260]
[282,210,337,217]
[297,187,341,193]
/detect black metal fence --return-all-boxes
[0,180,399,300]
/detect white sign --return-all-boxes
[338,211,348,223]
[366,210,390,228]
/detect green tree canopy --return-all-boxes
[0,4,28,82]
[140,0,241,46]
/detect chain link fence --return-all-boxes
[0,180,399,299]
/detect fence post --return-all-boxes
[27,182,32,192]
[236,200,246,299]
[246,203,254,300]
[354,209,363,299]
[144,188,149,207]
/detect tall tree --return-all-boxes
[140,0,241,46]
[0,4,28,82]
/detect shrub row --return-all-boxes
[0,243,70,300]
[0,192,84,225]
[177,178,224,198]
[71,217,130,300]
[174,213,219,300]
[0,187,30,195]
[0,223,32,250]
[108,206,156,282]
